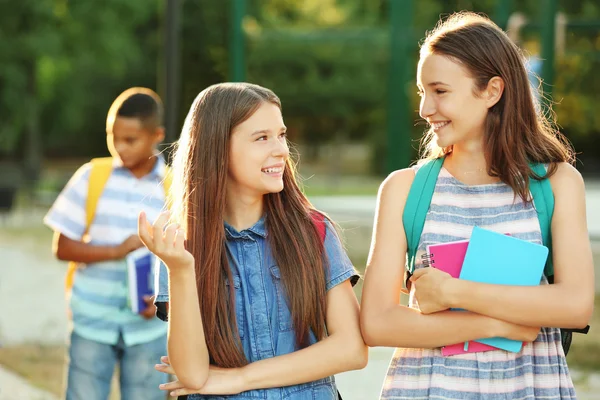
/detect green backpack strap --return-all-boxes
[528,163,554,277]
[529,163,590,349]
[403,157,445,275]
[404,160,553,278]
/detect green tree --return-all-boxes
[0,0,61,181]
[0,0,161,177]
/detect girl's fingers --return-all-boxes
[152,211,170,250]
[154,363,175,375]
[409,268,428,282]
[163,223,179,246]
[160,355,170,364]
[174,229,186,250]
[159,379,185,391]
[138,212,153,250]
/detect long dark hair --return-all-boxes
[419,12,574,201]
[171,82,327,367]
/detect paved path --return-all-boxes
[0,246,67,346]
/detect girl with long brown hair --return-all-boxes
[360,12,593,399]
[138,82,367,399]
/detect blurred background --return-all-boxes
[1,0,599,399]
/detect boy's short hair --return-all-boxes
[106,87,164,133]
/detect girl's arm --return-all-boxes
[426,163,594,329]
[161,279,368,396]
[238,278,367,390]
[166,265,209,389]
[360,169,539,348]
[138,211,210,390]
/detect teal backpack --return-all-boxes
[402,156,589,355]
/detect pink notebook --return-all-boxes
[424,240,497,356]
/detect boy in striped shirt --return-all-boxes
[44,87,168,400]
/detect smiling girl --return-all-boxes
[360,12,593,399]
[139,82,367,399]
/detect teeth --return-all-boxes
[431,121,450,130]
[262,167,283,174]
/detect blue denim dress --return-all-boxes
[155,216,358,400]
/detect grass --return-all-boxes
[302,182,380,197]
[0,344,65,396]
[299,173,381,197]
[0,223,50,243]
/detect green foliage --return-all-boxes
[1,0,600,174]
[247,29,388,120]
[177,0,231,115]
[0,0,60,153]
[246,0,391,162]
[41,0,161,155]
[0,0,160,157]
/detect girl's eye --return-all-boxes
[279,132,287,139]
[435,89,447,95]
[256,135,268,141]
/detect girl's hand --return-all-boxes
[410,267,453,314]
[138,211,194,271]
[155,355,176,375]
[155,356,248,396]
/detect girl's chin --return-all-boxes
[264,183,285,194]
[435,134,454,149]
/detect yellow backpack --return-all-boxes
[65,157,172,292]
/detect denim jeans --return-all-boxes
[65,331,167,400]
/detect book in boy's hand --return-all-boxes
[459,226,548,353]
[126,247,155,314]
[423,240,498,356]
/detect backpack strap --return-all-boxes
[65,157,172,293]
[85,158,115,230]
[528,163,554,277]
[403,159,552,278]
[529,163,589,349]
[163,165,173,209]
[65,157,114,293]
[403,157,445,275]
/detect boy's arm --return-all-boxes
[45,163,143,264]
[52,232,143,263]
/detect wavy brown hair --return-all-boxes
[170,83,327,367]
[419,12,574,202]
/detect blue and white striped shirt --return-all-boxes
[44,156,168,346]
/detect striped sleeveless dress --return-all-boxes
[380,166,576,399]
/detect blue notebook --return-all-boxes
[126,248,155,314]
[459,227,548,353]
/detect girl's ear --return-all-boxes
[484,76,505,108]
